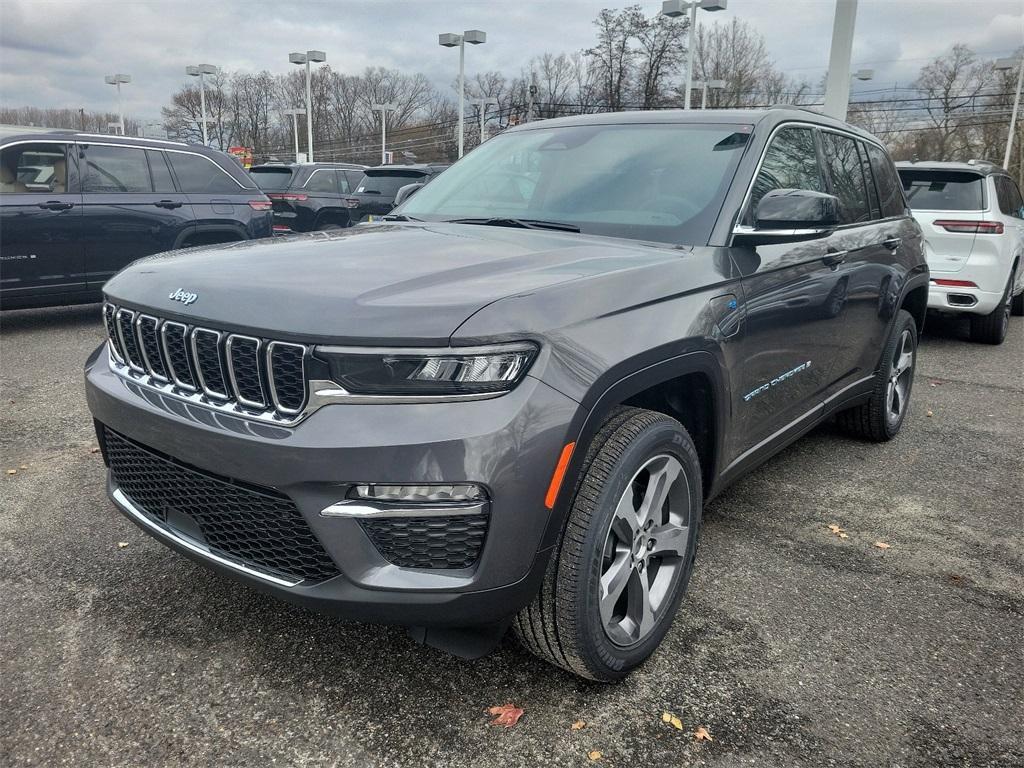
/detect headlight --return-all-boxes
[315,342,537,397]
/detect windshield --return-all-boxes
[249,166,296,191]
[356,171,427,196]
[899,170,985,211]
[398,122,751,245]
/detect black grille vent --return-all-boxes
[102,303,307,421]
[137,316,168,380]
[359,515,489,569]
[269,343,307,413]
[104,427,339,582]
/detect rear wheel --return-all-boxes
[513,407,702,681]
[837,309,917,442]
[969,273,1012,344]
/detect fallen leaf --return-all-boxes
[827,524,843,533]
[89,446,101,454]
[661,711,672,723]
[587,751,602,761]
[838,532,849,539]
[6,469,16,475]
[487,704,524,728]
[926,410,934,417]
[19,465,27,470]
[694,726,713,742]
[117,542,129,549]
[571,720,586,731]
[874,541,891,550]
[949,574,964,584]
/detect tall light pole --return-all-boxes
[289,50,327,162]
[995,56,1023,171]
[822,0,859,120]
[186,64,217,146]
[661,1,727,110]
[472,97,499,144]
[104,73,131,135]
[438,30,487,158]
[694,79,726,109]
[283,108,306,163]
[372,103,397,165]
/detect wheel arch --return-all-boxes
[897,271,929,338]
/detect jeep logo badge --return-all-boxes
[168,288,198,306]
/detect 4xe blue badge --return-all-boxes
[168,289,198,306]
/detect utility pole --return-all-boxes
[822,0,859,120]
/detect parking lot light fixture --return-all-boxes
[289,50,327,162]
[661,1,727,110]
[439,30,487,158]
[995,56,1023,170]
[186,64,218,146]
[853,68,874,81]
[283,108,306,163]
[372,103,397,165]
[472,97,499,143]
[104,73,131,135]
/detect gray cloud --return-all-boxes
[1,0,1021,121]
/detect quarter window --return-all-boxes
[0,143,70,194]
[167,152,240,194]
[82,145,153,193]
[995,176,1024,218]
[865,144,906,218]
[749,127,826,217]
[822,132,871,224]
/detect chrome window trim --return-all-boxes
[134,314,169,383]
[225,334,266,409]
[114,308,145,373]
[301,168,337,190]
[102,303,125,363]
[320,500,489,519]
[190,328,230,401]
[111,488,301,587]
[160,321,197,392]
[266,341,308,415]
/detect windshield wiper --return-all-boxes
[446,217,580,233]
[381,214,422,222]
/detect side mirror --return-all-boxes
[393,182,425,208]
[754,188,839,230]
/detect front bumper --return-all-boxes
[85,344,580,626]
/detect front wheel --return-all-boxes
[837,309,917,442]
[513,407,702,681]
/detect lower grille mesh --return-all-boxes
[359,515,489,569]
[104,428,338,582]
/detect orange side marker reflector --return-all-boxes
[545,442,576,509]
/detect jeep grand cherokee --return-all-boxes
[85,108,928,681]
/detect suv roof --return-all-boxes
[252,161,367,171]
[504,106,884,145]
[895,160,1008,176]
[0,129,234,158]
[365,163,449,174]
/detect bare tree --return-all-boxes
[632,9,687,109]
[587,7,639,110]
[913,44,992,160]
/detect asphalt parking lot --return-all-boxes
[1,305,1021,768]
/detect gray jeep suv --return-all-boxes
[85,108,928,681]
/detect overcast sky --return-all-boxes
[1,0,1022,121]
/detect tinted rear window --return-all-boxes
[899,170,984,211]
[250,167,296,191]
[356,172,427,197]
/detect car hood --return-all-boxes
[103,222,684,344]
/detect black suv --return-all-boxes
[344,163,449,222]
[85,108,927,681]
[0,132,273,311]
[249,162,367,233]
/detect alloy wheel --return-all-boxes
[886,329,914,426]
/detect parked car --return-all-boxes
[249,162,367,233]
[85,108,927,681]
[896,160,1024,343]
[344,163,448,222]
[0,131,273,311]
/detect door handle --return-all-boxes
[823,249,848,267]
[38,200,74,211]
[154,200,183,209]
[882,237,902,250]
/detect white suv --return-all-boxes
[897,161,1024,344]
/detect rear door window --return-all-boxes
[305,169,337,193]
[168,152,241,194]
[821,132,871,224]
[82,145,152,193]
[898,170,984,211]
[748,126,827,217]
[865,144,905,218]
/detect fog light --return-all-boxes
[348,483,485,503]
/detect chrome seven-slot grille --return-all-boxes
[103,302,308,419]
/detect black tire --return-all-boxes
[969,273,1012,344]
[513,406,702,681]
[837,309,918,442]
